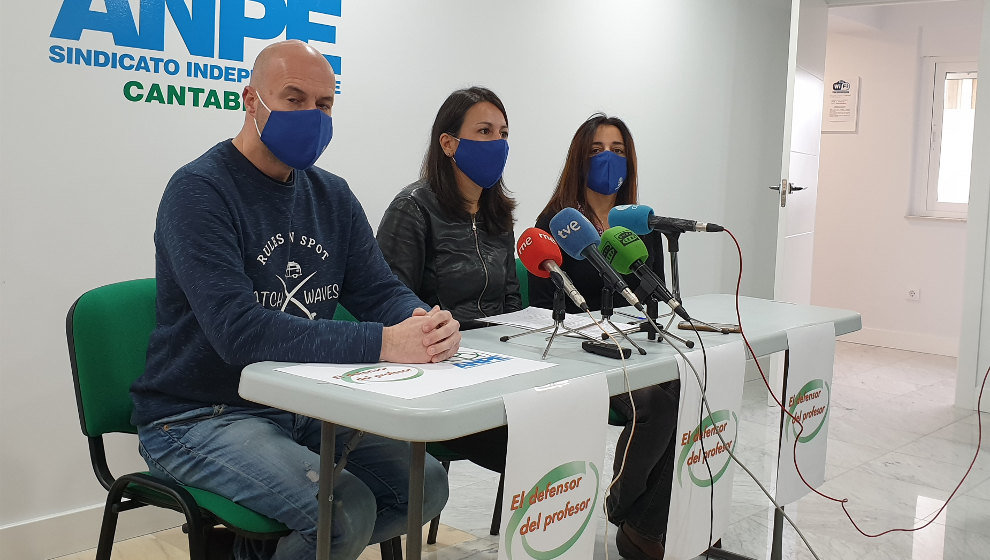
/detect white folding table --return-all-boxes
[239,294,861,559]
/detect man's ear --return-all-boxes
[439,133,458,159]
[243,86,258,117]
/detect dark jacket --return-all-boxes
[377,180,522,325]
[529,211,665,313]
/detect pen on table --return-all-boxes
[615,309,647,321]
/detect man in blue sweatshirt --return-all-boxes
[131,40,458,560]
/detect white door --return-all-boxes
[773,0,829,305]
[765,0,830,476]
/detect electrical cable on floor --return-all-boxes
[654,323,825,560]
[573,227,985,559]
[722,227,989,543]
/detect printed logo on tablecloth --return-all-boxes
[784,379,830,443]
[676,409,738,488]
[503,461,599,560]
[447,349,511,369]
[336,365,424,384]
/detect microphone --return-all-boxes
[549,208,643,310]
[609,204,724,235]
[516,228,588,312]
[599,226,691,320]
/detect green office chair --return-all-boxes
[515,258,530,308]
[68,279,402,560]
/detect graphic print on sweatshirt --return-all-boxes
[254,230,340,319]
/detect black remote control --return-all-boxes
[582,340,632,359]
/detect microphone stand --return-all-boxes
[630,295,695,349]
[622,243,695,349]
[661,230,683,301]
[660,229,732,335]
[498,288,596,359]
[599,288,647,355]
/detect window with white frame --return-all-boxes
[915,58,977,219]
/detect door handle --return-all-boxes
[769,180,805,207]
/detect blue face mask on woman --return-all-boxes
[452,137,509,189]
[587,150,627,195]
[254,93,333,170]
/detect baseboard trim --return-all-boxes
[0,502,181,559]
[838,327,959,357]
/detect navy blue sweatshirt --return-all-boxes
[131,141,426,425]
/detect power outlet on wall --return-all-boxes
[906,288,921,301]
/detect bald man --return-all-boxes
[132,41,453,560]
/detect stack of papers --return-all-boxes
[481,307,641,338]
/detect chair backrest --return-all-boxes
[67,278,157,438]
[332,303,358,322]
[516,258,529,308]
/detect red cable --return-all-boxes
[724,228,988,538]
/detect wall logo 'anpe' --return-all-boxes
[48,0,343,110]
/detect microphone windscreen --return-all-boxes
[516,227,562,279]
[599,226,649,274]
[608,204,654,235]
[549,208,601,260]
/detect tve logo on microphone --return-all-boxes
[47,0,344,111]
[554,220,581,239]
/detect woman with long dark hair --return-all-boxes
[377,87,519,471]
[377,86,519,328]
[531,114,677,560]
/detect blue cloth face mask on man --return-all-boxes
[587,150,627,195]
[254,93,333,170]
[452,137,509,189]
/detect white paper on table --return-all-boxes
[498,373,609,560]
[275,348,555,399]
[665,341,745,560]
[482,307,637,338]
[776,322,835,505]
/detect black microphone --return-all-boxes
[654,215,723,233]
[609,204,724,234]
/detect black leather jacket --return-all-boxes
[377,180,522,325]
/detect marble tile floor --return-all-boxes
[56,342,989,560]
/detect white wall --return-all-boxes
[812,0,982,356]
[0,1,793,557]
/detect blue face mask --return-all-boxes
[587,150,627,195]
[452,137,509,189]
[254,93,333,170]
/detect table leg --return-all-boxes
[770,350,791,560]
[770,507,785,560]
[406,441,426,560]
[318,422,336,560]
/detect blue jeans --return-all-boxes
[137,405,449,560]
